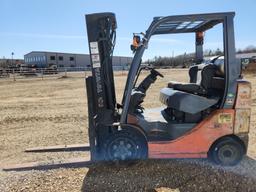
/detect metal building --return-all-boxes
[24,51,132,70]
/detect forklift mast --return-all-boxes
[86,12,117,114]
[85,13,117,160]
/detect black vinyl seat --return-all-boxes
[168,63,224,97]
[162,63,225,115]
[159,88,218,114]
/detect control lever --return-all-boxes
[136,68,164,93]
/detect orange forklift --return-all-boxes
[85,12,251,166]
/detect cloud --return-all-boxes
[205,40,256,49]
[0,32,85,39]
[1,33,183,45]
[118,36,182,44]
[151,38,182,44]
[236,40,256,49]
[118,37,130,41]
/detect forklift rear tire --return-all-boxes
[209,137,245,166]
[103,129,148,162]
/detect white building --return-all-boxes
[24,51,133,70]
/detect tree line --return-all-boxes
[145,45,256,68]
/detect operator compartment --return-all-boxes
[160,61,225,123]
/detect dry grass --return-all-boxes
[0,69,255,191]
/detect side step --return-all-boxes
[2,157,92,172]
[25,143,90,153]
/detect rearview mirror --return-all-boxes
[130,35,141,52]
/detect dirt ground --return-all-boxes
[0,70,256,192]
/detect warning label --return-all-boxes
[90,42,101,68]
[218,113,232,124]
[91,54,101,68]
[90,42,99,54]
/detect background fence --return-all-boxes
[0,67,132,81]
[0,67,90,81]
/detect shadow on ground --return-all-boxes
[81,157,256,192]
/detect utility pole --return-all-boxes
[11,52,14,67]
[172,50,174,68]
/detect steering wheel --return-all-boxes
[151,68,164,78]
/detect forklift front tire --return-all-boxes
[209,137,245,166]
[103,129,148,162]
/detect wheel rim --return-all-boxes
[217,144,240,165]
[107,137,139,161]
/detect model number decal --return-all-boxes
[95,67,103,93]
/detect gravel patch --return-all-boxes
[1,71,256,191]
[82,159,256,192]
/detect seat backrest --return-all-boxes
[189,65,198,83]
[189,63,225,95]
[188,63,206,83]
[200,64,219,90]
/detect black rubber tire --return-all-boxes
[103,129,148,162]
[209,137,245,166]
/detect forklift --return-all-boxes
[85,12,251,166]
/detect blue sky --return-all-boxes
[0,0,255,59]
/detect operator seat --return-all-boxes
[160,62,225,114]
[168,63,224,97]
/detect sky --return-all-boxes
[0,0,256,59]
